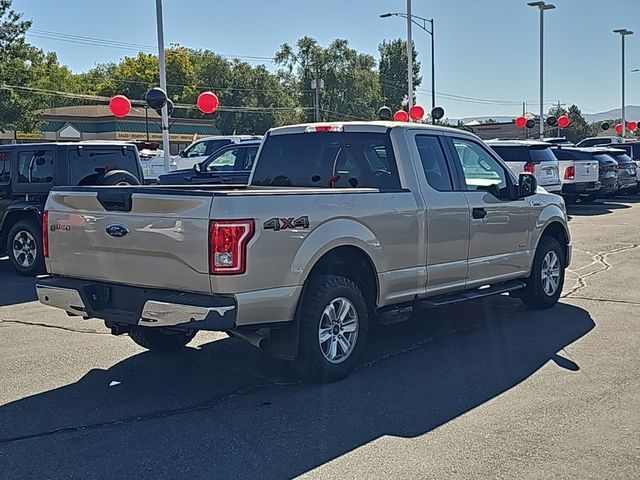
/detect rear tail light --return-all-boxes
[209,220,254,275]
[564,166,575,180]
[42,210,49,258]
[524,162,536,174]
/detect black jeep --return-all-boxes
[0,142,143,275]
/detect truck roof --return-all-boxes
[268,121,480,139]
[485,139,552,147]
[0,141,136,149]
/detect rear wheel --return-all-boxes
[563,194,578,205]
[520,236,565,310]
[129,327,196,351]
[7,220,45,276]
[292,275,369,383]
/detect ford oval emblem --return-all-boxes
[106,224,130,238]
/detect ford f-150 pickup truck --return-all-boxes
[36,122,571,382]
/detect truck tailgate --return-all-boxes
[574,160,599,182]
[45,189,213,293]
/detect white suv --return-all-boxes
[173,135,262,170]
[485,140,562,194]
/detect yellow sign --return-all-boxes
[16,131,45,140]
[116,132,198,142]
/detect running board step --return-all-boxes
[420,280,526,307]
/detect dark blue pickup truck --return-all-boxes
[157,140,261,185]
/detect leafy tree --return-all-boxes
[0,0,37,131]
[547,104,596,143]
[378,39,421,111]
[275,36,383,122]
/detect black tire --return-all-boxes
[292,275,369,383]
[563,194,578,205]
[7,219,45,276]
[581,194,596,203]
[129,327,196,352]
[95,170,140,186]
[520,236,565,310]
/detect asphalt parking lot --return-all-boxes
[0,197,639,479]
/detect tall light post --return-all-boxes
[527,1,555,139]
[155,0,171,171]
[380,11,435,112]
[613,29,634,139]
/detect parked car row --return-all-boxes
[485,139,640,204]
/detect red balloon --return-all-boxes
[557,115,570,129]
[514,116,527,129]
[393,110,409,122]
[197,91,219,114]
[627,121,638,132]
[615,123,623,134]
[109,95,131,118]
[409,105,425,121]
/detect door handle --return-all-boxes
[472,207,487,219]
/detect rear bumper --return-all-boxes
[541,183,562,193]
[561,181,601,195]
[36,277,237,331]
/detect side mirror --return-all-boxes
[35,157,47,166]
[193,163,202,174]
[518,173,537,198]
[179,150,186,157]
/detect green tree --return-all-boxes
[275,36,383,122]
[547,104,596,143]
[378,39,421,111]
[0,0,37,131]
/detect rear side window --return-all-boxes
[489,146,530,162]
[415,135,453,191]
[252,132,401,190]
[243,147,259,170]
[68,148,139,185]
[18,151,54,184]
[0,152,10,184]
[529,147,557,162]
[206,140,233,155]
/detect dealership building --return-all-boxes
[0,105,221,154]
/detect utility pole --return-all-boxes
[613,29,633,138]
[313,64,321,122]
[155,0,171,170]
[406,0,413,112]
[523,101,527,140]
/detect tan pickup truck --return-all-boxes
[37,122,571,382]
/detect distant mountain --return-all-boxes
[583,106,640,123]
[454,106,640,125]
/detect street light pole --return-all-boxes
[528,2,555,139]
[406,0,413,111]
[614,29,634,139]
[155,0,171,171]
[380,11,435,113]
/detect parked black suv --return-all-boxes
[0,142,143,275]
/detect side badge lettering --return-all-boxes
[106,224,130,238]
[263,216,310,231]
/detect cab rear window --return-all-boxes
[252,132,401,191]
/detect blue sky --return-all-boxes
[13,0,640,119]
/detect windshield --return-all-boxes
[252,132,401,190]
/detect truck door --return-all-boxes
[409,132,470,295]
[445,135,530,287]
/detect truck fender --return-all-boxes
[527,205,571,274]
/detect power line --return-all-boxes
[27,29,275,63]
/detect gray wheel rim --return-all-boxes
[12,230,37,268]
[541,250,561,296]
[318,297,359,364]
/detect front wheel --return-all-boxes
[129,327,196,351]
[520,236,565,310]
[292,275,369,383]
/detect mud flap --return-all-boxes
[267,320,300,361]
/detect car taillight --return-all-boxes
[524,162,535,174]
[42,210,49,258]
[564,166,575,180]
[209,220,254,275]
